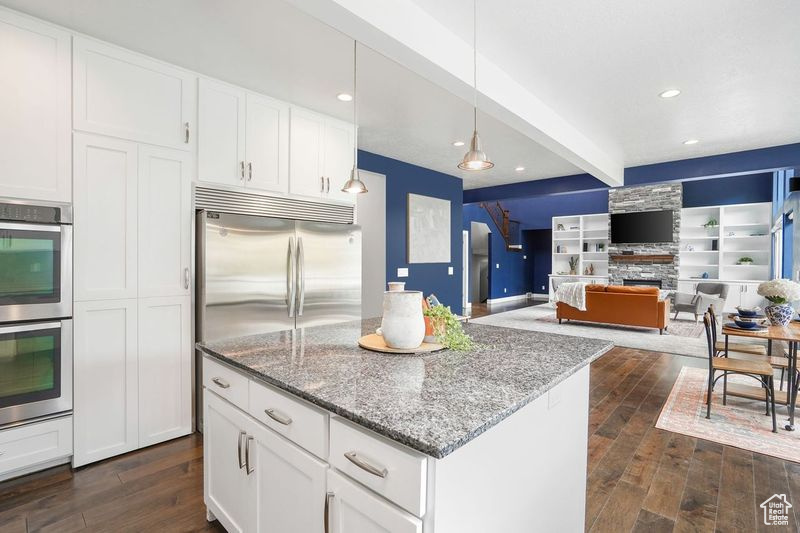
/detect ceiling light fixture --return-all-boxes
[659,89,681,98]
[458,0,493,171]
[683,139,699,145]
[337,93,353,102]
[341,41,368,195]
[515,166,525,172]
[452,141,465,147]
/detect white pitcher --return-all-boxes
[377,290,425,349]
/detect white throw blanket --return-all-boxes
[555,281,588,311]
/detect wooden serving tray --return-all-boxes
[358,334,444,354]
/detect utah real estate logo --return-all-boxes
[760,494,792,526]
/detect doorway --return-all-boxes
[469,222,491,304]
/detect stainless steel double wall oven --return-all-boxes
[0,198,73,427]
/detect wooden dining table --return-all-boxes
[721,320,800,431]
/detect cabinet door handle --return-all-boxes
[211,377,230,389]
[320,176,325,193]
[183,267,190,290]
[245,435,254,475]
[324,491,334,533]
[237,430,246,469]
[265,408,292,426]
[248,162,253,181]
[344,451,388,478]
[184,122,190,143]
[240,161,245,180]
[326,177,330,193]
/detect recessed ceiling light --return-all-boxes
[683,139,699,145]
[515,166,525,172]
[452,141,465,147]
[659,89,681,98]
[337,93,353,102]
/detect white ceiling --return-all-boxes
[0,0,581,189]
[3,0,797,191]
[414,0,800,167]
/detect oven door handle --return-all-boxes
[0,321,62,334]
[0,221,62,233]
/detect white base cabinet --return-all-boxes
[0,416,73,482]
[203,356,591,533]
[677,280,765,313]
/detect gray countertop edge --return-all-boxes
[198,340,614,459]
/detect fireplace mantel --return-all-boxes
[609,254,675,264]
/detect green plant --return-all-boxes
[738,256,753,264]
[423,305,474,351]
[703,218,718,228]
[568,256,579,272]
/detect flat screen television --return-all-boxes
[610,210,674,244]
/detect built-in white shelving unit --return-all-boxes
[679,202,771,282]
[552,213,610,278]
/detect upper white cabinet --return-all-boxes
[0,9,70,202]
[198,78,289,194]
[289,107,356,204]
[138,145,192,298]
[245,93,289,193]
[73,133,138,301]
[198,78,245,186]
[73,37,195,150]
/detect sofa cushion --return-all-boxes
[585,284,608,292]
[606,285,659,296]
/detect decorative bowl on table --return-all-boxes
[732,316,766,329]
[735,306,761,318]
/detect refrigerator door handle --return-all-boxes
[287,236,296,317]
[297,237,305,316]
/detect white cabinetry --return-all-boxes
[73,299,138,467]
[73,37,194,150]
[73,133,192,465]
[0,416,73,482]
[73,133,138,301]
[0,9,71,201]
[138,296,192,447]
[205,391,256,533]
[198,78,289,193]
[289,107,355,203]
[327,470,422,533]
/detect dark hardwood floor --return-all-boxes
[0,346,797,532]
[466,298,543,319]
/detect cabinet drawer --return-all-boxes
[203,356,249,410]
[248,379,328,460]
[329,417,427,517]
[0,416,72,479]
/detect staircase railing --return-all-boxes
[480,201,522,251]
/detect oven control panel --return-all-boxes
[0,202,65,224]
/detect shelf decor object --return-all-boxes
[757,279,800,326]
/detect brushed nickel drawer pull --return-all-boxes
[237,430,246,469]
[265,408,293,426]
[212,377,230,389]
[324,491,334,533]
[245,435,254,475]
[344,451,388,478]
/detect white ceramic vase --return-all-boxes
[377,290,425,349]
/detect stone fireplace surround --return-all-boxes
[607,183,681,290]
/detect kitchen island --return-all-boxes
[198,318,612,533]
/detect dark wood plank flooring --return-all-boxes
[466,298,543,319]
[0,346,797,532]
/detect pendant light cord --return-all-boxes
[473,0,477,132]
[353,40,358,170]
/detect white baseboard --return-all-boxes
[486,294,530,305]
[531,293,549,301]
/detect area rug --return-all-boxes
[656,366,800,463]
[470,304,709,358]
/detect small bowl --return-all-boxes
[736,306,761,317]
[733,317,760,329]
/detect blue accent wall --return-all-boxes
[496,190,609,230]
[682,172,772,208]
[357,150,463,309]
[462,203,530,299]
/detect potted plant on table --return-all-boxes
[423,305,473,351]
[757,279,800,326]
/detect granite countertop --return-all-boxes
[198,318,613,459]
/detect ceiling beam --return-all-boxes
[287,0,624,187]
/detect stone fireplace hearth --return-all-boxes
[608,183,681,290]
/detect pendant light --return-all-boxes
[341,40,368,194]
[458,0,493,171]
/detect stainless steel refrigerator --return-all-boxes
[195,210,361,427]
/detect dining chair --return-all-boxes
[703,312,776,432]
[708,304,767,357]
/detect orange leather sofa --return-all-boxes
[556,285,669,334]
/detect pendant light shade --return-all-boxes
[342,40,368,194]
[459,0,492,171]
